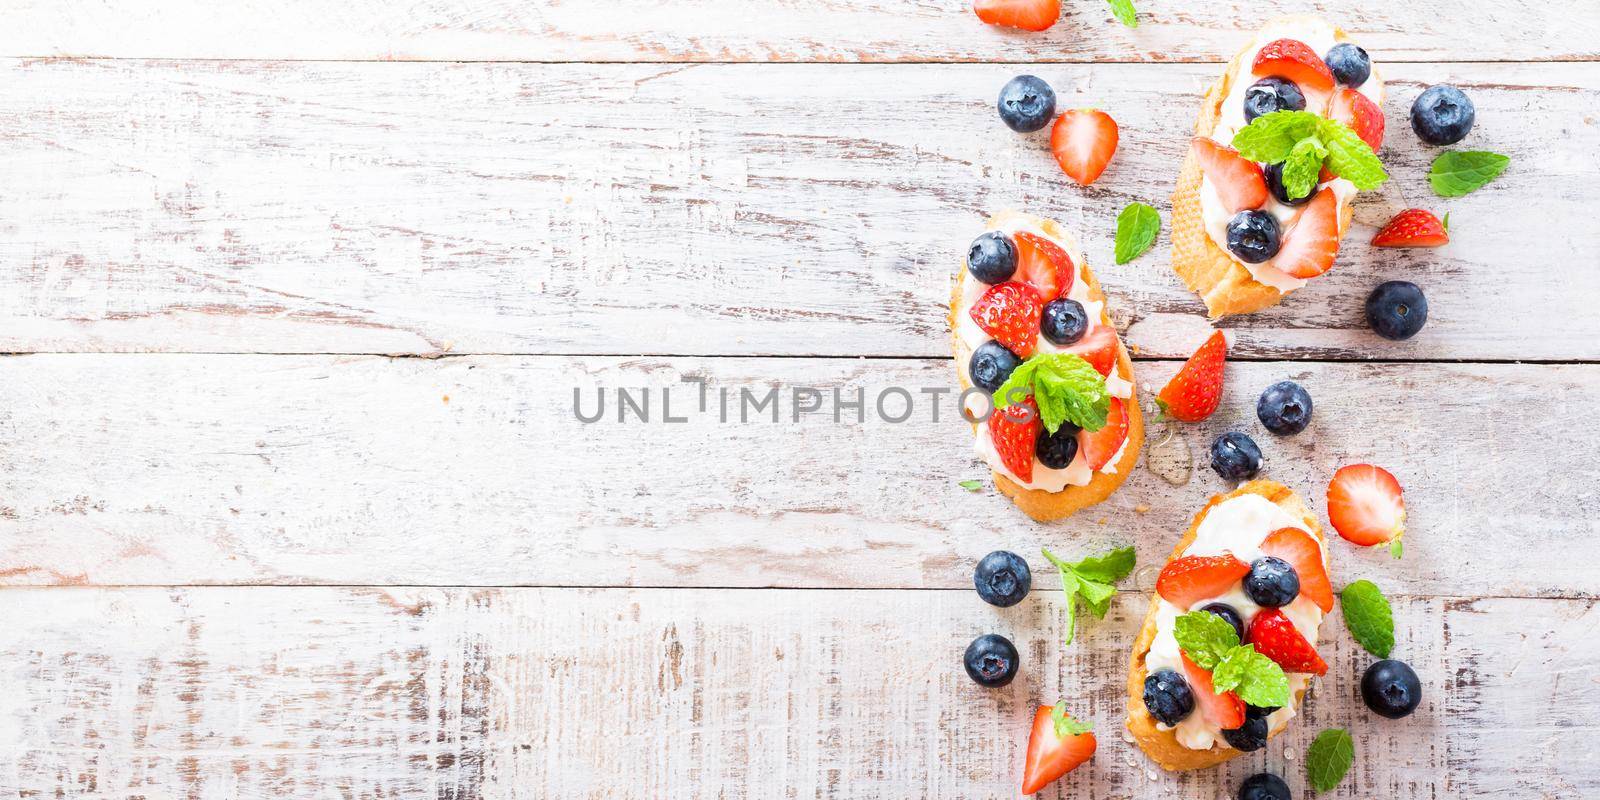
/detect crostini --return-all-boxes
[950,210,1143,521]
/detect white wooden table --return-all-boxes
[2,2,1598,797]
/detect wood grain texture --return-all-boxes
[0,59,1594,360]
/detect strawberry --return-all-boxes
[1190,138,1268,213]
[970,282,1043,358]
[1155,554,1251,609]
[1248,608,1329,675]
[1251,39,1335,96]
[1156,330,1227,422]
[1372,209,1449,248]
[1259,527,1334,613]
[1013,231,1074,301]
[1275,186,1340,278]
[1051,109,1119,186]
[990,398,1039,483]
[1078,396,1128,470]
[1326,464,1405,546]
[1064,324,1117,376]
[1180,652,1246,729]
[1329,87,1385,152]
[973,0,1060,31]
[1021,704,1096,795]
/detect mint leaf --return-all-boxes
[1231,110,1321,162]
[1042,546,1136,647]
[1173,610,1240,670]
[993,354,1110,434]
[1104,0,1137,27]
[1068,546,1137,583]
[1429,150,1509,197]
[1042,548,1081,645]
[1317,117,1388,189]
[1389,536,1404,559]
[957,479,983,491]
[1052,702,1094,737]
[1212,645,1291,707]
[1114,202,1160,264]
[1341,579,1395,658]
[1281,137,1327,200]
[1307,729,1355,792]
[1076,576,1118,618]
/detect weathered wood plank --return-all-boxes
[0,60,1594,360]
[2,354,1595,596]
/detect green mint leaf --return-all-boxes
[957,479,983,491]
[991,358,1039,413]
[1429,150,1510,197]
[1230,110,1321,163]
[1114,202,1160,264]
[1280,137,1327,201]
[1076,576,1118,618]
[1212,645,1291,707]
[1389,536,1404,559]
[1341,579,1395,658]
[1068,545,1137,583]
[1104,0,1137,27]
[1052,702,1094,737]
[1317,118,1388,189]
[1041,547,1081,646]
[1307,729,1356,792]
[995,354,1110,434]
[1173,611,1240,670]
[1442,212,1451,232]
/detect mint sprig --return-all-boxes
[1105,0,1137,27]
[1114,202,1161,264]
[1340,579,1395,658]
[1307,728,1355,792]
[1429,150,1509,197]
[957,479,983,491]
[1172,610,1291,708]
[1230,110,1387,191]
[1041,545,1136,646]
[1052,702,1094,737]
[992,353,1110,434]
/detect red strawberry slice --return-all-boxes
[1259,527,1333,613]
[1078,396,1128,471]
[1013,231,1074,301]
[1252,39,1335,96]
[1330,87,1385,152]
[1249,608,1329,675]
[1275,186,1340,278]
[1064,324,1117,377]
[990,398,1039,483]
[970,282,1043,358]
[973,0,1060,31]
[1326,464,1405,546]
[1180,652,1247,729]
[1190,138,1268,213]
[1156,554,1251,609]
[1372,209,1449,248]
[1156,330,1227,422]
[1021,705,1096,795]
[1051,109,1119,186]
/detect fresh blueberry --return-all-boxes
[1244,557,1300,608]
[1365,281,1429,341]
[1035,423,1082,470]
[1410,85,1475,146]
[974,550,1032,608]
[1221,714,1269,752]
[1210,432,1262,481]
[1325,43,1371,88]
[1040,298,1088,346]
[1245,704,1281,721]
[963,633,1020,687]
[1362,659,1422,719]
[1143,669,1196,725]
[968,231,1018,284]
[1201,603,1245,643]
[1243,77,1306,123]
[1263,161,1313,207]
[969,341,1022,393]
[1226,210,1281,264]
[1257,380,1313,436]
[1239,772,1293,800]
[997,75,1057,133]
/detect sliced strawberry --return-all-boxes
[1326,464,1405,546]
[1180,652,1246,729]
[1021,704,1096,795]
[1329,87,1385,152]
[973,0,1060,31]
[1156,330,1227,422]
[1156,554,1251,609]
[1051,109,1119,186]
[1372,208,1449,248]
[1249,608,1329,675]
[1252,39,1335,96]
[1275,186,1340,278]
[1078,396,1127,471]
[1013,231,1074,301]
[1190,138,1268,213]
[970,282,1043,358]
[1259,527,1333,613]
[990,398,1039,483]
[1064,324,1117,377]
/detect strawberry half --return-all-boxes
[990,398,1039,483]
[1275,186,1340,278]
[1259,527,1334,613]
[1190,138,1268,213]
[970,282,1043,358]
[1372,209,1449,248]
[1156,554,1251,609]
[1021,705,1096,795]
[1326,464,1406,546]
[1078,396,1128,471]
[1051,109,1119,186]
[1013,231,1074,301]
[1180,652,1247,729]
[1252,39,1335,96]
[1249,608,1328,675]
[1156,330,1227,422]
[1330,87,1385,152]
[1064,324,1117,377]
[973,0,1060,31]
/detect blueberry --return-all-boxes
[1239,773,1293,800]
[1210,432,1262,481]
[1035,423,1082,470]
[998,75,1057,133]
[1256,380,1313,436]
[964,633,1020,687]
[1221,714,1268,752]
[968,231,1017,284]
[1201,603,1245,643]
[1142,669,1195,725]
[974,550,1032,608]
[1244,557,1300,608]
[1243,77,1306,123]
[1263,162,1313,207]
[1245,704,1280,721]
[969,341,1022,393]
[1324,43,1371,88]
[1226,210,1281,264]
[1040,298,1088,345]
[1410,85,1475,146]
[1362,659,1422,719]
[1365,280,1429,341]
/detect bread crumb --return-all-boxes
[1135,504,1150,513]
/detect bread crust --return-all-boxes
[1124,480,1325,771]
[948,212,1143,522]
